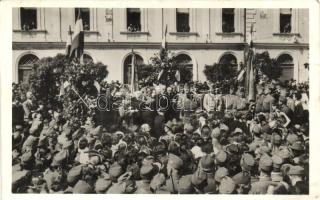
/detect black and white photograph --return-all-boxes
[8,6,311,195]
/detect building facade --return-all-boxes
[12,8,309,84]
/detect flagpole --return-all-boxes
[131,49,135,93]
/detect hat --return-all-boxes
[273,133,282,145]
[252,124,262,135]
[232,128,243,136]
[290,141,304,151]
[272,155,284,170]
[287,133,299,145]
[259,154,273,172]
[200,154,215,173]
[109,162,123,180]
[73,180,92,193]
[21,150,33,165]
[12,170,31,192]
[214,167,229,182]
[232,171,251,185]
[167,153,183,170]
[240,153,255,171]
[278,148,291,163]
[219,176,235,194]
[220,124,230,132]
[288,165,305,175]
[150,173,166,191]
[51,150,67,167]
[142,155,155,165]
[261,125,271,134]
[211,127,221,138]
[67,165,83,186]
[178,175,194,194]
[215,150,227,164]
[95,177,112,193]
[165,121,173,130]
[226,144,239,155]
[140,164,156,179]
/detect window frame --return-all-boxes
[176,8,190,33]
[20,7,38,31]
[75,8,91,31]
[222,8,235,33]
[126,8,142,32]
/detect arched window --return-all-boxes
[174,54,193,83]
[277,54,294,81]
[83,54,93,64]
[218,53,238,77]
[18,54,39,83]
[123,54,144,84]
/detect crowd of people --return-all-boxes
[12,77,309,194]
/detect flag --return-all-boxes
[237,69,245,82]
[93,80,101,94]
[161,24,168,49]
[157,69,164,81]
[59,81,70,97]
[70,9,84,61]
[131,50,136,92]
[248,58,255,101]
[175,69,181,82]
[65,25,72,58]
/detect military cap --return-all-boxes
[211,127,221,138]
[215,150,227,164]
[109,162,124,180]
[150,173,166,191]
[167,153,183,170]
[232,128,243,135]
[43,169,63,190]
[95,177,112,193]
[226,144,239,155]
[12,170,31,192]
[278,147,291,162]
[290,141,304,151]
[271,171,283,182]
[191,169,207,187]
[287,133,299,145]
[200,154,215,173]
[288,165,305,175]
[272,155,283,170]
[261,125,271,134]
[252,124,262,135]
[142,155,155,165]
[191,146,205,161]
[273,133,282,145]
[168,141,180,153]
[219,176,236,194]
[214,167,229,182]
[240,153,255,171]
[67,165,83,186]
[178,175,194,194]
[184,123,194,134]
[21,150,33,165]
[259,154,273,172]
[51,150,67,167]
[139,145,151,155]
[165,121,174,130]
[220,123,230,132]
[232,171,251,185]
[73,180,92,193]
[140,164,156,179]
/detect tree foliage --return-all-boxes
[253,51,282,80]
[203,63,237,83]
[28,54,108,121]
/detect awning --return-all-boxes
[127,8,141,13]
[176,8,189,13]
[280,8,292,15]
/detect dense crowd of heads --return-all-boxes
[12,77,309,194]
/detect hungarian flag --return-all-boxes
[65,25,72,58]
[70,9,84,61]
[161,24,167,49]
[175,69,181,82]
